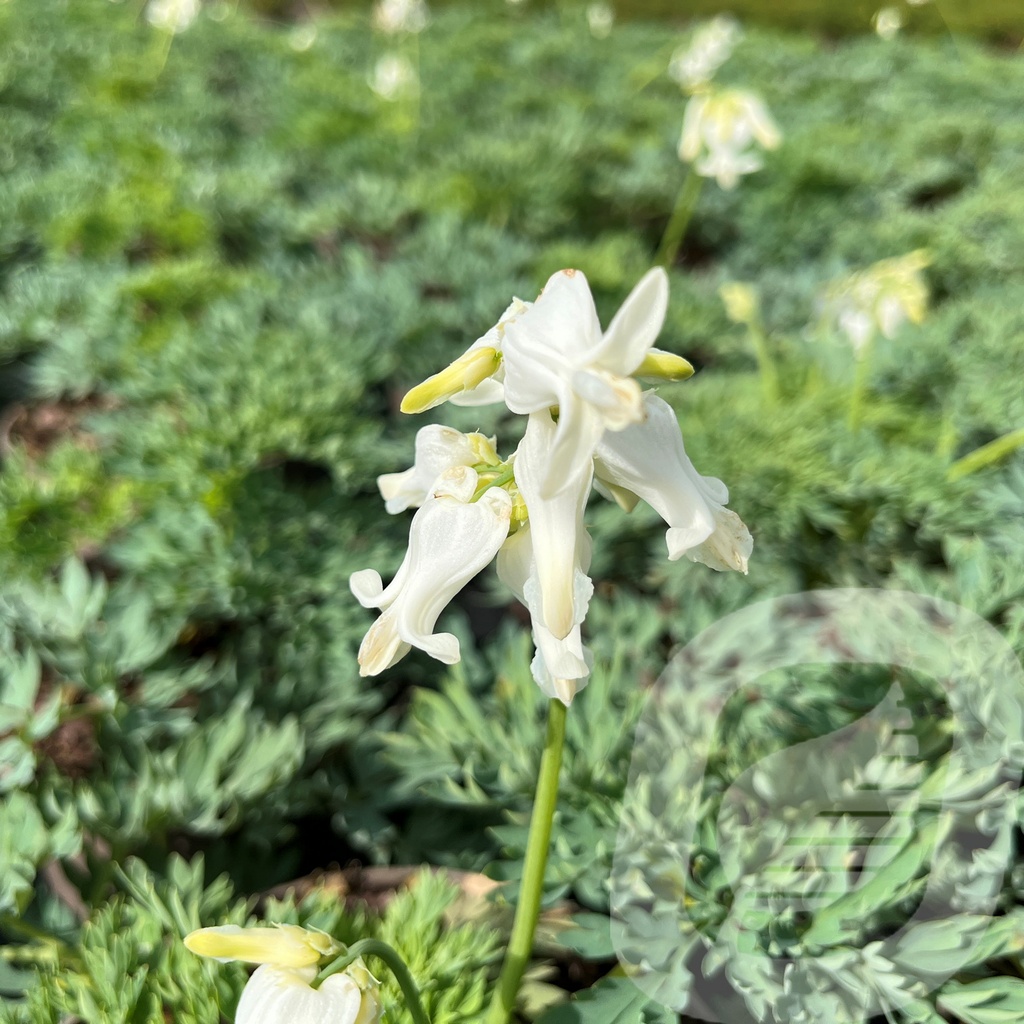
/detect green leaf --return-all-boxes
[535,974,675,1024]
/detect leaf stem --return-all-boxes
[655,168,703,269]
[847,337,874,433]
[948,426,1024,482]
[484,698,567,1024]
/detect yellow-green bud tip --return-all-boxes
[400,346,501,414]
[635,349,695,382]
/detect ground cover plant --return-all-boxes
[1,0,1024,1021]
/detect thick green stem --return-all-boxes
[847,337,874,433]
[316,939,430,1024]
[655,169,703,269]
[948,427,1024,482]
[485,699,567,1024]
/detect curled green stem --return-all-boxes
[316,939,431,1024]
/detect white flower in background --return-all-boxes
[719,281,759,326]
[679,88,781,190]
[586,2,614,39]
[145,0,200,33]
[501,267,670,498]
[823,250,930,357]
[351,468,512,676]
[372,0,429,34]
[369,53,418,101]
[353,269,748,704]
[595,393,751,572]
[185,926,381,1024]
[289,23,317,52]
[669,16,742,92]
[873,6,903,40]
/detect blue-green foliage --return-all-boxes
[2,1,1024,1021]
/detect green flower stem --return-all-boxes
[315,939,430,1024]
[655,168,703,269]
[847,338,874,433]
[485,698,568,1024]
[747,322,779,404]
[948,426,1024,482]
[473,464,516,500]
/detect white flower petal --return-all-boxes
[594,393,750,571]
[355,486,512,676]
[236,965,367,1024]
[592,268,670,376]
[513,413,594,639]
[377,425,479,513]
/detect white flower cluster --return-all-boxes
[822,250,931,356]
[368,53,418,100]
[351,268,752,705]
[668,16,742,93]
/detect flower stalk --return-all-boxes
[485,698,568,1024]
[316,939,431,1024]
[948,427,1024,482]
[655,168,702,269]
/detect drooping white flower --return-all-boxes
[184,926,381,1024]
[594,393,751,572]
[377,425,498,514]
[501,267,670,498]
[145,0,200,33]
[586,2,614,39]
[822,250,930,357]
[368,53,418,101]
[235,965,382,1024]
[873,6,903,40]
[497,523,593,707]
[668,16,742,92]
[372,0,429,34]
[351,467,512,676]
[679,88,781,190]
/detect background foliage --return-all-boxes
[1,0,1023,1021]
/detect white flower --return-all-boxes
[823,250,930,357]
[184,925,381,1024]
[236,965,382,1024]
[501,267,669,498]
[506,408,595,639]
[372,0,429,34]
[873,6,903,40]
[679,88,781,190]
[145,0,200,33]
[377,425,498,514]
[594,393,751,572]
[497,523,593,706]
[369,54,418,101]
[586,2,614,38]
[669,16,742,92]
[351,468,512,676]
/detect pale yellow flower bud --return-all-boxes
[634,348,695,381]
[719,282,759,325]
[183,925,341,968]
[400,346,502,414]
